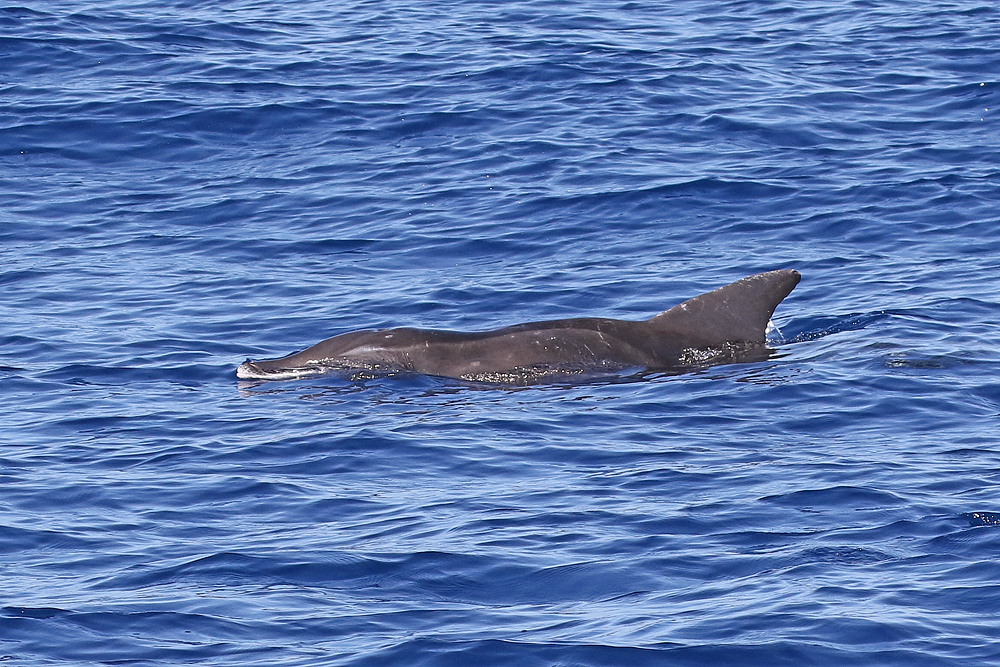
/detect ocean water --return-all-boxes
[3,0,1000,664]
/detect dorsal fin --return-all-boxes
[648,269,800,346]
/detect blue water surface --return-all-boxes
[3,0,1000,665]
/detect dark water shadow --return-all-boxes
[777,311,891,344]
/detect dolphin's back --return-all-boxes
[236,269,801,382]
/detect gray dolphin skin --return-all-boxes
[237,269,800,383]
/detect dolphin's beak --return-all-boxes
[236,360,266,380]
[236,359,324,381]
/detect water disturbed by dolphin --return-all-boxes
[237,269,801,383]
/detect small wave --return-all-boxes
[964,512,1000,527]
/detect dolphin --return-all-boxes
[236,269,800,383]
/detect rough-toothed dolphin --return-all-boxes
[237,269,800,383]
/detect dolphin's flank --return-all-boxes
[237,269,801,383]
